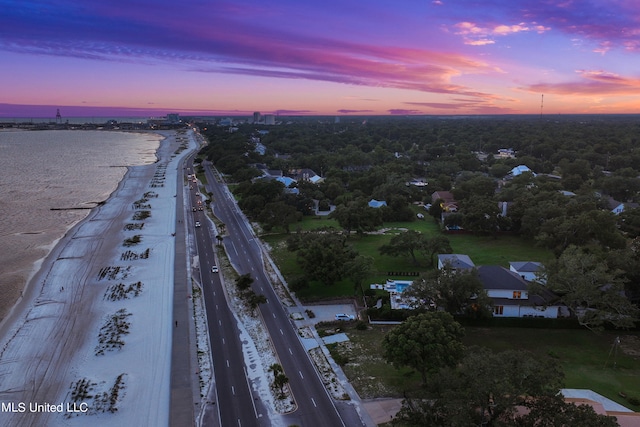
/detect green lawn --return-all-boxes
[463,327,640,410]
[261,214,554,301]
[331,323,640,410]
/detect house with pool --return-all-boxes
[374,255,567,318]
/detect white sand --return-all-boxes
[0,130,195,426]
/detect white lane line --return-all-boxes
[311,398,317,407]
[226,360,230,367]
[289,348,293,355]
[280,329,283,335]
[299,371,304,379]
[232,386,235,395]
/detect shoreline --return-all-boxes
[0,129,195,425]
[0,130,162,324]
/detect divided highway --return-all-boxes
[199,161,348,427]
[185,159,268,427]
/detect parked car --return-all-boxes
[335,313,355,321]
[195,221,201,228]
[211,265,219,273]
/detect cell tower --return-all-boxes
[540,94,544,119]
[56,108,62,124]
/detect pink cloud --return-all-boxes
[337,109,375,114]
[525,70,640,96]
[388,109,423,115]
[453,20,550,45]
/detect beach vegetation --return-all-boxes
[95,308,132,356]
[132,210,151,220]
[97,265,131,281]
[104,281,143,301]
[124,223,145,231]
[122,235,142,246]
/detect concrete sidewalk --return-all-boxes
[169,134,199,427]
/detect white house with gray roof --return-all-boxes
[477,265,566,318]
[509,261,543,282]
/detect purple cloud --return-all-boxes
[525,69,640,95]
[336,109,375,114]
[0,0,499,100]
[443,0,640,52]
[388,109,423,115]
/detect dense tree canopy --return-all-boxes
[533,245,639,330]
[379,230,452,266]
[286,230,357,286]
[383,312,465,384]
[392,347,618,427]
[404,267,492,317]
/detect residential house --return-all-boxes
[607,197,639,215]
[289,168,324,184]
[509,261,543,282]
[496,148,516,159]
[437,254,475,271]
[431,191,458,213]
[509,165,536,177]
[408,178,428,187]
[477,265,565,318]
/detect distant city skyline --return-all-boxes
[2,1,639,117]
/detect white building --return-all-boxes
[477,265,566,318]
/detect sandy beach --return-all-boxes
[0,130,161,323]
[0,130,196,426]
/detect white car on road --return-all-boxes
[335,313,355,321]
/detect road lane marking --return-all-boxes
[227,360,230,367]
[280,329,283,335]
[218,320,222,326]
[299,371,304,379]
[232,386,235,395]
[311,398,317,407]
[289,348,293,355]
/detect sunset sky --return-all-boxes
[2,0,640,117]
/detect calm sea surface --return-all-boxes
[0,130,162,320]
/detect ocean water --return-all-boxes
[0,129,162,320]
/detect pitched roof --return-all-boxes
[478,265,528,291]
[510,165,535,176]
[438,254,474,270]
[432,191,455,203]
[509,261,542,273]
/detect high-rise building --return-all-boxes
[264,114,275,125]
[253,112,261,123]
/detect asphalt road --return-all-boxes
[185,160,269,427]
[202,162,348,427]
